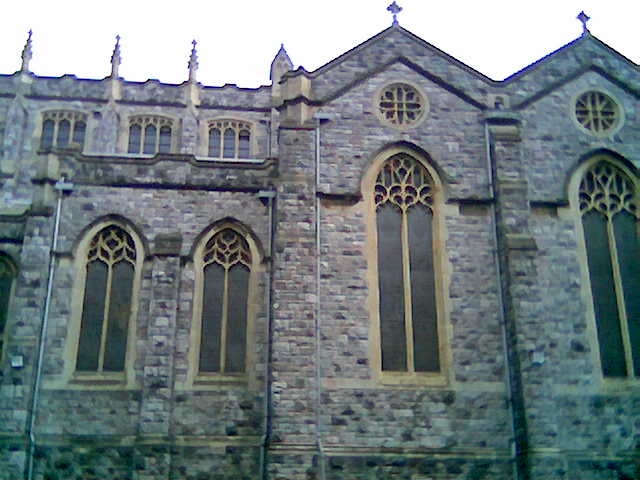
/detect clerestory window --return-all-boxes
[40,111,87,150]
[127,116,173,154]
[579,160,640,378]
[75,225,140,373]
[374,153,441,373]
[207,120,251,159]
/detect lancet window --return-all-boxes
[374,154,440,373]
[76,225,138,373]
[197,228,252,374]
[579,161,639,378]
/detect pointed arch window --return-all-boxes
[0,255,17,360]
[40,111,87,150]
[207,120,252,159]
[127,116,173,154]
[374,154,441,373]
[76,225,138,373]
[197,228,252,375]
[579,161,639,378]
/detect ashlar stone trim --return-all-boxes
[179,220,263,389]
[571,88,625,138]
[61,218,145,388]
[374,81,428,130]
[564,153,640,386]
[38,109,89,152]
[362,145,452,387]
[119,113,178,155]
[200,118,257,160]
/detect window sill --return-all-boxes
[599,376,640,392]
[175,373,248,390]
[39,371,138,390]
[378,371,449,388]
[70,371,127,385]
[194,373,247,385]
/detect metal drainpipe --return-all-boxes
[484,122,521,480]
[258,189,276,480]
[26,176,74,480]
[314,113,331,480]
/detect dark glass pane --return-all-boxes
[143,124,157,154]
[77,261,108,371]
[0,275,12,336]
[0,265,12,358]
[223,129,235,158]
[583,211,626,377]
[128,125,141,154]
[41,119,55,149]
[57,119,70,147]
[225,264,249,373]
[159,126,171,153]
[613,211,640,375]
[408,207,440,372]
[72,121,86,147]
[200,263,224,372]
[377,204,406,371]
[103,261,134,372]
[0,259,9,357]
[238,130,250,158]
[208,128,221,157]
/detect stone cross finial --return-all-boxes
[577,11,590,35]
[387,2,402,25]
[111,35,122,78]
[21,30,33,73]
[188,39,198,83]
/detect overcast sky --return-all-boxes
[1,0,638,87]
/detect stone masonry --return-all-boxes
[0,19,639,480]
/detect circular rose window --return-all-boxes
[378,83,426,127]
[574,91,621,135]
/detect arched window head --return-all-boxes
[143,124,157,154]
[127,116,173,155]
[39,111,87,150]
[0,255,17,360]
[208,128,221,157]
[57,119,71,147]
[128,124,142,154]
[374,154,440,373]
[159,125,172,153]
[579,161,639,378]
[76,225,137,373]
[198,228,252,375]
[207,120,252,159]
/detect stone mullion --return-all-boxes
[97,260,114,372]
[134,235,181,480]
[400,209,415,372]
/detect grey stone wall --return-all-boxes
[0,23,638,480]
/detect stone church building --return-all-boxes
[0,9,638,480]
